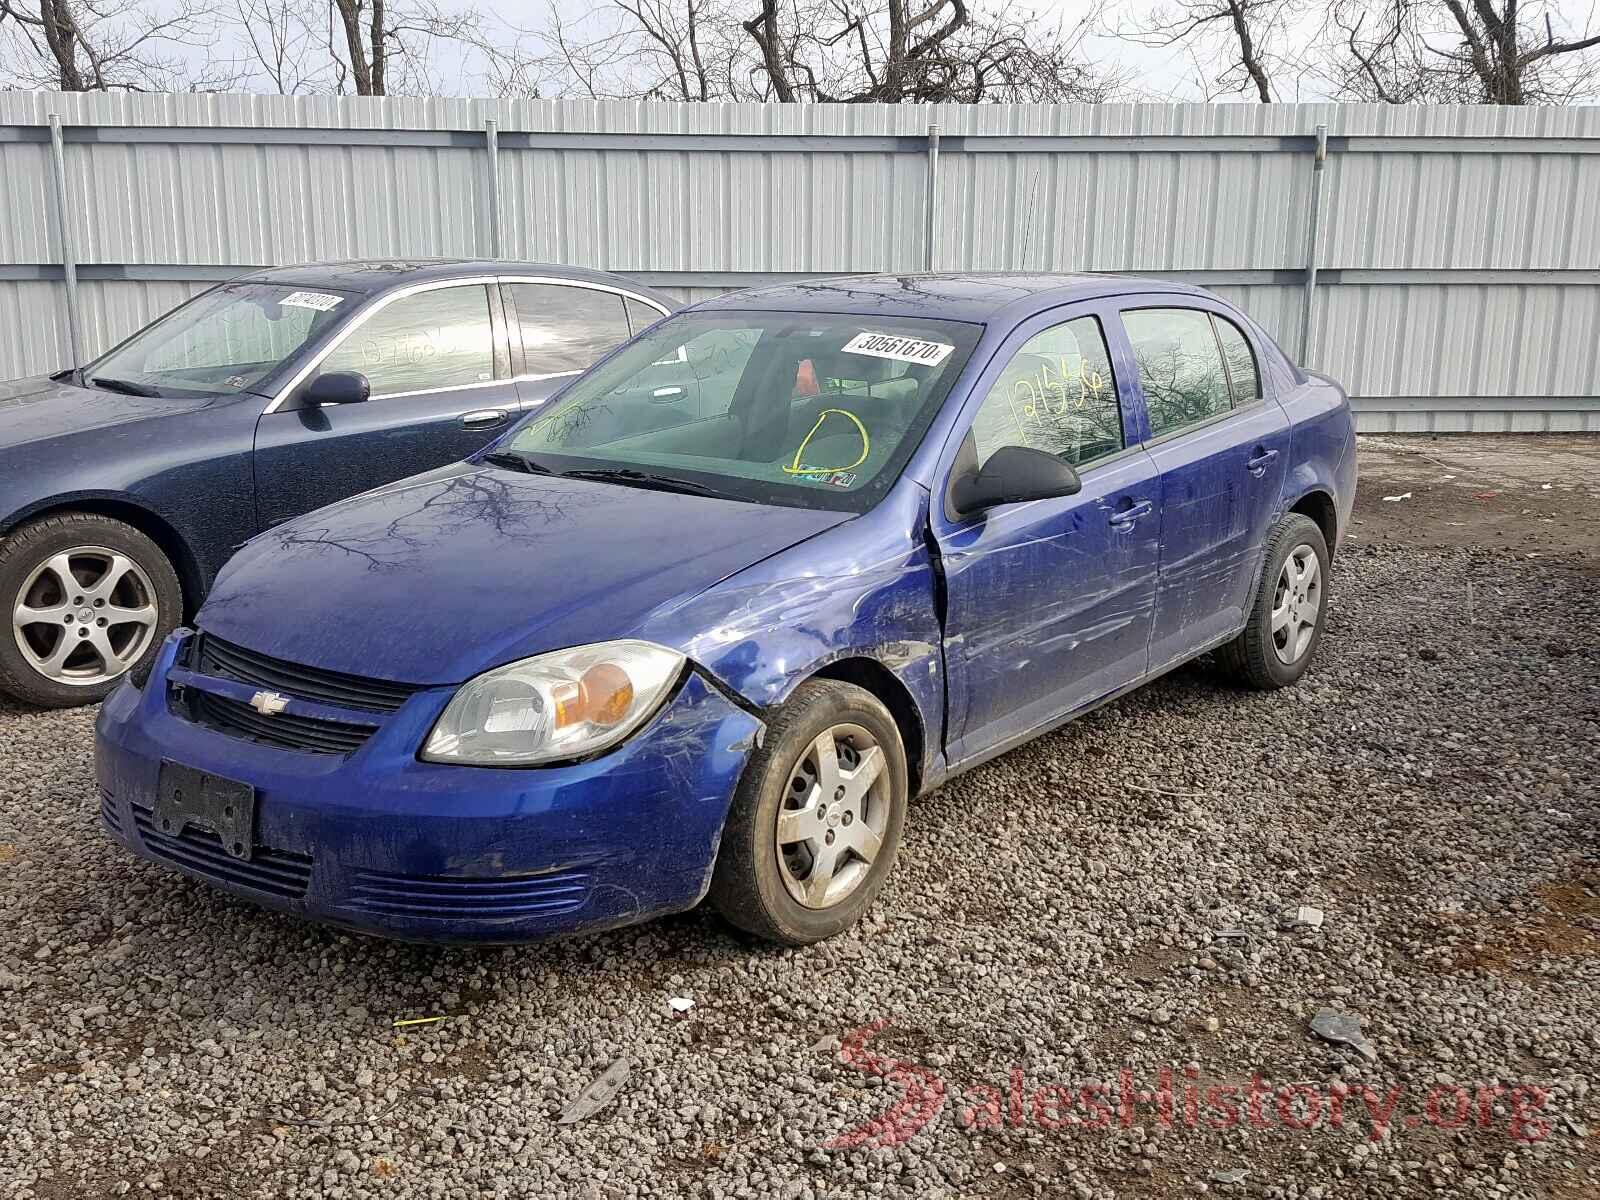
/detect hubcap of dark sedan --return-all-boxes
[776,724,890,910]
[11,547,159,685]
[1272,544,1322,665]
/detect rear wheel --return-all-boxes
[709,679,908,945]
[0,513,182,708]
[1219,513,1330,690]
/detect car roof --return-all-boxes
[238,258,672,302]
[691,272,1215,326]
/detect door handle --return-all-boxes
[460,409,509,429]
[1247,447,1280,476]
[1108,499,1154,529]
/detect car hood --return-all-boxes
[0,375,220,446]
[199,463,852,685]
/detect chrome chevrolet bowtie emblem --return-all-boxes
[249,690,289,716]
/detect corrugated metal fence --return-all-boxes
[2,93,1598,433]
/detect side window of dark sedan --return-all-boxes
[511,284,635,377]
[1122,308,1235,438]
[625,297,668,336]
[969,316,1124,469]
[321,285,495,398]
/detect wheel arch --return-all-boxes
[805,656,929,799]
[1285,488,1338,558]
[1,495,202,620]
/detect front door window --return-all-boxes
[318,285,495,398]
[968,315,1124,469]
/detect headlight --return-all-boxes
[422,640,685,766]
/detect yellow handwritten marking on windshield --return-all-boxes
[781,408,870,476]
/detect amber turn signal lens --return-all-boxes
[553,662,635,729]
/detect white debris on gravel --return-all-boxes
[0,543,1597,1198]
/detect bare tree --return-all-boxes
[617,0,713,100]
[736,0,1120,102]
[514,0,752,100]
[1118,0,1306,101]
[322,0,480,95]
[0,0,239,89]
[1324,0,1600,102]
[213,0,495,95]
[230,0,320,93]
[495,0,1119,103]
[1325,0,1600,104]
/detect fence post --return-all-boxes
[923,123,941,273]
[484,117,502,260]
[1299,123,1328,366]
[47,113,85,370]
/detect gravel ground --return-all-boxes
[2,438,1597,1200]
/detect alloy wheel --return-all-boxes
[775,723,891,909]
[11,546,160,686]
[1271,543,1322,665]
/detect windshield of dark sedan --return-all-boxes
[85,282,354,397]
[501,311,983,511]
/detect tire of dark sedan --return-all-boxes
[709,679,909,946]
[0,513,182,708]
[1220,512,1331,690]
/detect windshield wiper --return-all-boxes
[558,467,740,501]
[89,376,163,397]
[480,451,556,475]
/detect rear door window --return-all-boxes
[1121,308,1234,438]
[509,283,633,377]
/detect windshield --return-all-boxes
[85,282,353,397]
[498,311,983,512]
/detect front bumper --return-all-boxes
[95,633,763,943]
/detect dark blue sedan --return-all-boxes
[0,260,676,707]
[96,273,1356,945]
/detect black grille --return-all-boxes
[99,788,124,835]
[194,634,419,714]
[189,690,375,755]
[132,802,313,899]
[347,867,590,919]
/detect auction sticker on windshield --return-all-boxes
[281,291,345,312]
[843,332,954,366]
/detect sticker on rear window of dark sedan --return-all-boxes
[281,291,345,312]
[842,332,954,366]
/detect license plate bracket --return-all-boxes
[153,762,257,861]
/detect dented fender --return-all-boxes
[643,479,947,787]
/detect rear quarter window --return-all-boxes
[1214,315,1262,404]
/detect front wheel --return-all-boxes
[0,513,183,708]
[709,679,908,945]
[1219,513,1331,690]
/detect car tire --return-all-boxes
[0,512,183,709]
[1219,512,1330,690]
[708,679,908,946]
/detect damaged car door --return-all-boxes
[932,307,1162,764]
[1121,305,1292,667]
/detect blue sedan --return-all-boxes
[95,273,1357,945]
[0,260,675,707]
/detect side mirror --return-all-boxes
[302,371,370,407]
[950,444,1082,516]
